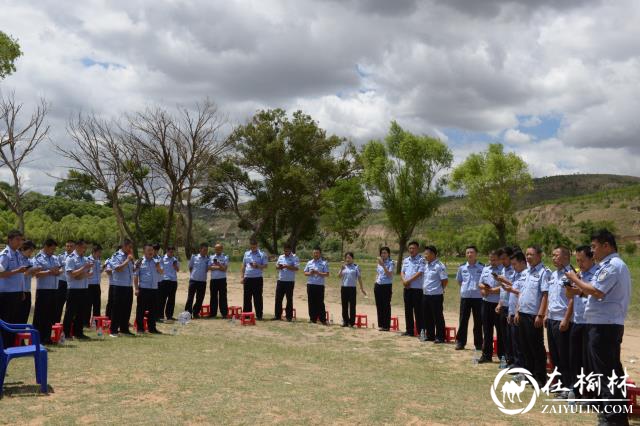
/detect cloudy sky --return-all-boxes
[1,0,639,194]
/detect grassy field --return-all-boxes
[0,256,637,424]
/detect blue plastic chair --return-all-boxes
[0,319,48,398]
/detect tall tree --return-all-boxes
[0,31,22,79]
[0,93,50,232]
[450,143,533,246]
[361,121,452,272]
[54,170,96,202]
[319,177,369,254]
[202,109,357,253]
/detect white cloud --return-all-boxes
[504,129,532,145]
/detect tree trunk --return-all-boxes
[271,215,278,256]
[162,191,178,250]
[495,220,507,247]
[184,188,194,258]
[340,236,344,256]
[396,237,407,274]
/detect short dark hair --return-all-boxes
[527,245,543,255]
[494,248,505,257]
[408,241,420,248]
[344,251,354,259]
[93,244,103,252]
[424,245,438,256]
[144,243,154,249]
[379,246,391,256]
[465,245,478,253]
[66,239,75,244]
[153,243,161,251]
[576,245,594,259]
[313,246,322,252]
[7,229,23,241]
[43,238,58,248]
[22,240,36,251]
[199,242,208,249]
[249,237,258,245]
[502,246,514,257]
[122,239,133,247]
[591,229,617,251]
[76,239,87,246]
[554,246,571,258]
[167,246,175,251]
[283,244,292,250]
[510,251,526,263]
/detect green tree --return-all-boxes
[319,177,369,254]
[54,170,95,201]
[361,121,453,271]
[526,225,573,254]
[0,31,22,79]
[202,109,357,253]
[450,143,533,246]
[576,220,617,245]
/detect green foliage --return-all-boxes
[450,143,532,245]
[0,31,22,79]
[319,177,369,252]
[54,171,95,202]
[361,121,452,268]
[526,225,573,254]
[576,220,617,245]
[624,242,637,256]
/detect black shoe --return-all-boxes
[426,338,435,342]
[149,330,163,335]
[433,339,444,344]
[341,323,349,327]
[455,344,465,350]
[379,328,390,332]
[477,357,493,364]
[76,334,91,340]
[121,330,135,336]
[321,321,328,326]
[286,318,293,322]
[309,320,317,324]
[401,331,413,336]
[168,317,176,321]
[475,347,482,351]
[271,317,281,321]
[193,314,200,319]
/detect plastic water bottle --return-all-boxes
[499,356,507,369]
[172,324,178,335]
[59,331,66,345]
[96,326,103,339]
[472,349,480,365]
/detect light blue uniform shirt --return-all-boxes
[456,262,484,299]
[518,263,551,316]
[340,263,361,287]
[508,271,526,316]
[66,251,90,290]
[480,265,502,303]
[22,257,35,293]
[135,257,161,289]
[87,255,102,285]
[104,259,114,286]
[304,258,329,286]
[547,265,573,321]
[375,259,395,285]
[110,250,133,287]
[161,255,179,281]
[57,252,73,283]
[189,254,210,282]
[401,255,426,290]
[584,253,631,325]
[276,254,299,282]
[243,250,268,278]
[0,247,26,293]
[210,253,230,280]
[153,255,162,284]
[34,251,60,290]
[423,259,447,296]
[573,265,598,324]
[499,265,515,305]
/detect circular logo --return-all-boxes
[490,368,540,415]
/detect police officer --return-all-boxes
[109,239,135,336]
[209,243,229,319]
[104,245,120,320]
[33,239,62,344]
[152,243,163,321]
[496,250,527,369]
[421,245,447,343]
[185,242,209,318]
[455,245,484,350]
[304,246,329,324]
[54,239,75,324]
[241,238,268,320]
[546,246,574,396]
[565,230,631,424]
[134,243,163,334]
[515,246,550,385]
[274,244,299,321]
[374,247,394,331]
[18,240,39,324]
[85,244,102,326]
[159,246,179,321]
[497,247,515,364]
[0,230,28,347]
[477,250,503,363]
[565,245,597,400]
[400,241,425,337]
[338,252,366,327]
[63,240,92,340]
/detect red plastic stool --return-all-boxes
[546,351,554,372]
[240,312,256,326]
[493,336,498,356]
[134,317,149,332]
[355,314,368,328]
[626,380,639,414]
[414,323,418,336]
[390,316,399,331]
[200,305,211,317]
[14,332,32,346]
[444,326,457,343]
[51,323,63,343]
[282,308,297,319]
[93,315,110,330]
[102,320,111,335]
[227,306,242,319]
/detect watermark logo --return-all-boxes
[490,368,540,415]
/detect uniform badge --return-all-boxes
[598,269,608,281]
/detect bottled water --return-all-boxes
[59,332,66,345]
[567,390,576,405]
[499,356,507,369]
[472,349,480,365]
[96,326,103,339]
